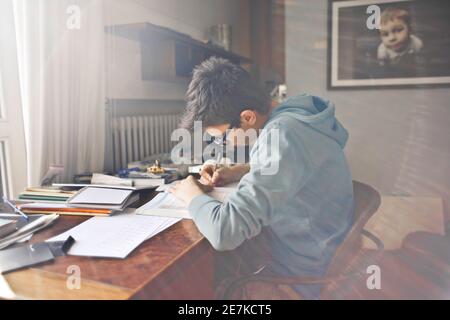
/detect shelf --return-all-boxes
[105,22,252,71]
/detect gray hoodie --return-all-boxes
[189,94,354,298]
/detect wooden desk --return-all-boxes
[4,216,214,300]
[3,196,447,300]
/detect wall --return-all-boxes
[102,0,251,170]
[249,0,285,85]
[285,0,450,218]
[104,0,250,100]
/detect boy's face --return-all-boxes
[380,19,410,52]
[205,109,264,147]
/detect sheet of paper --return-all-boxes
[122,208,180,240]
[136,186,236,219]
[47,214,177,258]
[70,187,132,205]
[146,217,181,240]
[156,181,239,192]
[137,193,191,219]
[188,165,203,174]
[91,173,133,187]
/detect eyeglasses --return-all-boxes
[212,132,228,147]
[211,125,233,147]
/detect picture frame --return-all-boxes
[328,0,450,89]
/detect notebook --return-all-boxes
[67,187,139,210]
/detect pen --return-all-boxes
[215,149,223,171]
[2,196,29,221]
[0,213,24,218]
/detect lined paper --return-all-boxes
[47,214,180,258]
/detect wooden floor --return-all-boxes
[325,232,450,299]
[325,196,449,299]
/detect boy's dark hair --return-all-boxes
[180,57,270,131]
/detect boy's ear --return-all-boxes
[240,109,257,126]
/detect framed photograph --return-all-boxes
[328,0,450,88]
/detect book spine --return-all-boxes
[22,208,111,214]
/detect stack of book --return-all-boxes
[18,185,148,217]
[17,186,114,217]
[18,187,76,203]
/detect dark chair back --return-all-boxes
[319,181,381,298]
[326,181,381,276]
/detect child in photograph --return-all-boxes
[377,7,423,67]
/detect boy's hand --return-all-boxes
[169,175,213,205]
[200,164,249,187]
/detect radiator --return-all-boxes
[111,113,181,170]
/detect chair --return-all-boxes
[218,181,384,300]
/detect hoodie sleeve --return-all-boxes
[188,121,312,251]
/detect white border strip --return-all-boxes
[0,72,6,121]
[0,139,13,198]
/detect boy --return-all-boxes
[377,7,423,67]
[170,57,354,299]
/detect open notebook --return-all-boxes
[136,186,236,219]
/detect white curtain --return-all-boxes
[13,0,105,185]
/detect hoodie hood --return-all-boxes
[268,94,349,148]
